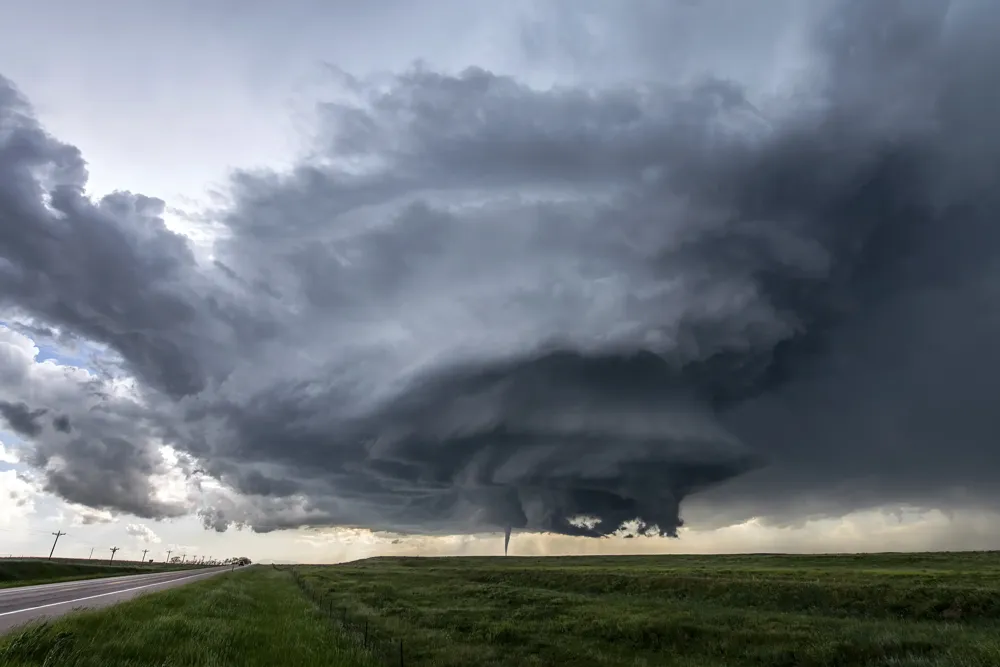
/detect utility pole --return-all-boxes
[166,550,172,563]
[180,553,186,564]
[48,531,65,560]
[141,548,149,563]
[109,546,119,563]
[88,547,94,560]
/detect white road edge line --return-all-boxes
[2,573,187,595]
[0,569,226,618]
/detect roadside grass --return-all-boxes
[0,558,205,589]
[295,551,1000,667]
[0,567,379,667]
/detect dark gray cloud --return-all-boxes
[0,400,47,437]
[0,82,267,398]
[2,0,999,538]
[0,325,188,519]
[52,415,71,433]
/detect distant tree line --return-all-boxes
[167,555,252,566]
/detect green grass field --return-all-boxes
[294,552,1000,667]
[0,558,207,588]
[0,567,378,667]
[4,552,1000,666]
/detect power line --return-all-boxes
[48,531,65,560]
[0,526,67,537]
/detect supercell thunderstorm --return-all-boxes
[2,0,1000,539]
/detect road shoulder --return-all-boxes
[0,568,376,667]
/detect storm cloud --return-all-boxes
[0,400,47,437]
[2,0,999,538]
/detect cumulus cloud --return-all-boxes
[1,0,999,540]
[125,522,161,544]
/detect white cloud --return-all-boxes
[125,522,161,544]
[0,469,38,527]
[67,504,116,526]
[149,445,201,508]
[0,439,19,464]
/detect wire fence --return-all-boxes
[273,564,407,667]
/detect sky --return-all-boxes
[2,0,1000,563]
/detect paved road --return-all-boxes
[0,566,233,635]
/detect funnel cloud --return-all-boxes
[2,0,1000,539]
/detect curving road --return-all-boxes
[0,566,233,635]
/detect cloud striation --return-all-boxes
[1,0,999,539]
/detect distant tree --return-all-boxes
[169,556,181,564]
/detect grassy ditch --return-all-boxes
[0,567,377,667]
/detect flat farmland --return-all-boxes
[295,552,1000,667]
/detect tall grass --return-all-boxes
[296,552,1000,666]
[0,567,378,667]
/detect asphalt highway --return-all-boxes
[0,566,232,635]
